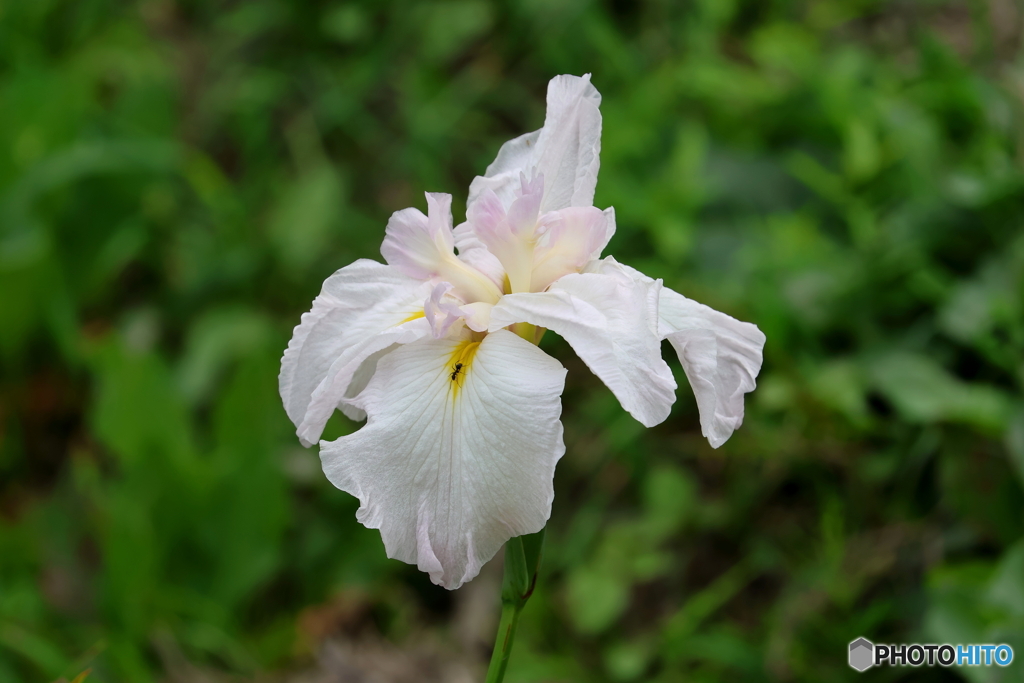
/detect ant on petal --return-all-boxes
[450,362,464,383]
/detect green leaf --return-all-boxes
[870,353,1012,431]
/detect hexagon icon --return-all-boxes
[849,638,874,672]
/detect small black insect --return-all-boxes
[450,362,464,382]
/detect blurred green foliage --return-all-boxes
[1,0,1023,681]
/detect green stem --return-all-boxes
[484,528,545,683]
[484,601,522,682]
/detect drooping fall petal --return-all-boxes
[587,257,765,447]
[337,345,395,423]
[279,259,431,446]
[319,330,567,589]
[657,289,765,448]
[489,268,676,427]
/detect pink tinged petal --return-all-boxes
[531,206,614,292]
[506,172,544,236]
[381,193,501,304]
[466,188,534,294]
[458,249,505,291]
[462,174,548,295]
[457,198,507,285]
[320,330,567,590]
[452,220,506,290]
[424,282,465,339]
[426,192,455,246]
[468,74,602,213]
[431,262,503,308]
[380,194,452,280]
[489,271,677,427]
[588,257,766,448]
[465,188,510,247]
[380,206,431,276]
[279,259,432,447]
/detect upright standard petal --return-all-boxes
[468,74,602,213]
[588,258,765,448]
[320,330,567,590]
[489,270,676,427]
[279,259,432,447]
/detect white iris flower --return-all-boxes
[279,75,765,590]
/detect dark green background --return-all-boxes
[1,0,1022,681]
